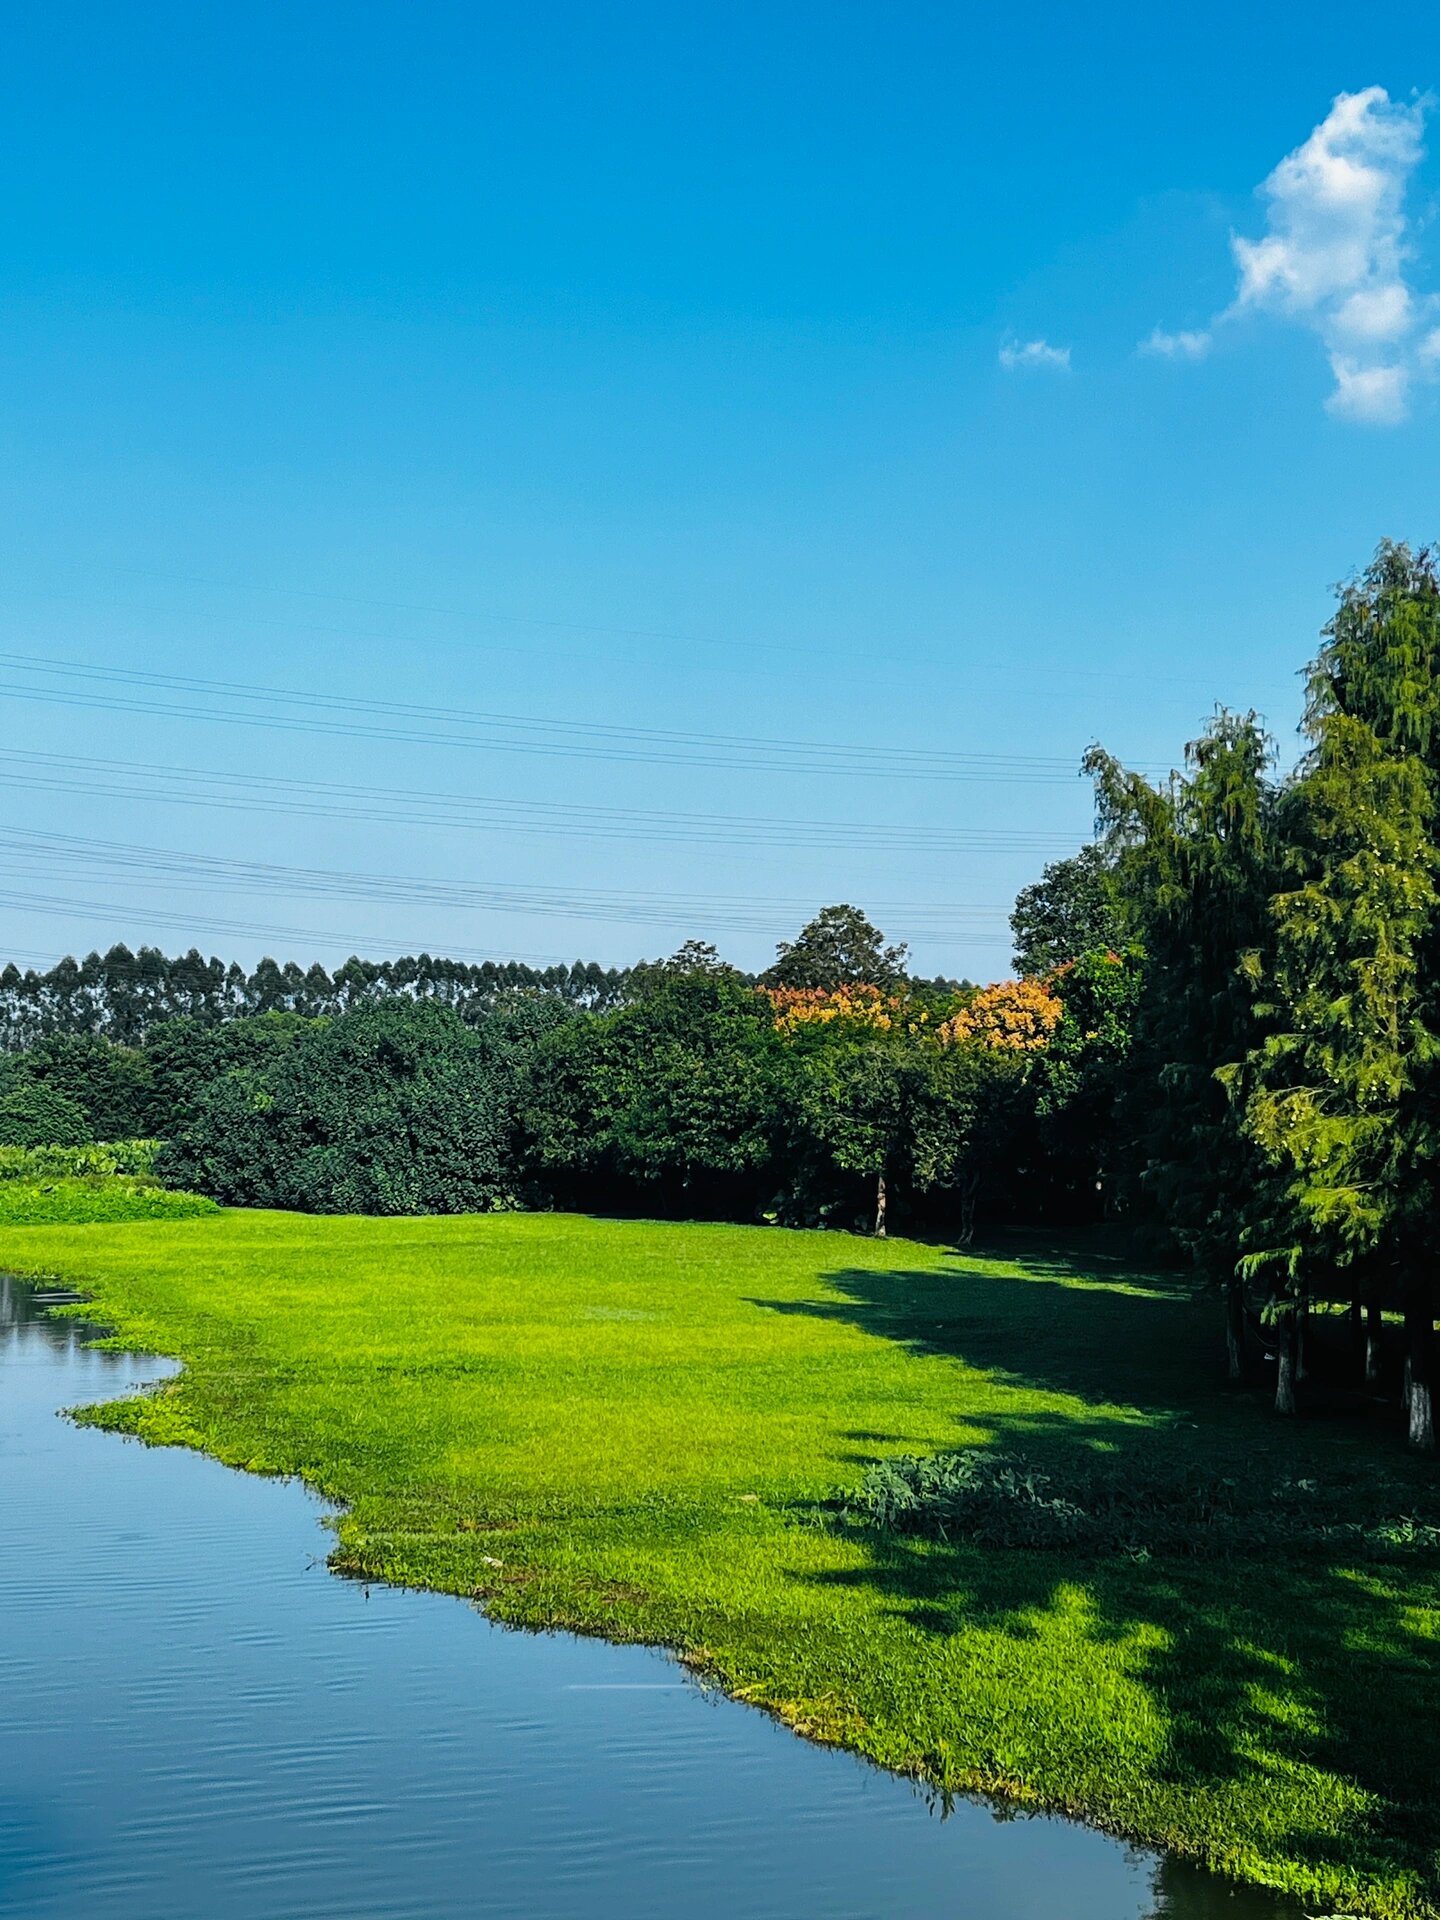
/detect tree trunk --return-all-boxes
[1348,1295,1363,1378]
[1365,1299,1384,1389]
[956,1173,978,1248]
[874,1169,888,1239]
[1274,1313,1298,1417]
[1406,1305,1435,1453]
[1224,1282,1246,1384]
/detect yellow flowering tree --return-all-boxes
[762,983,903,1035]
[940,978,1062,1052]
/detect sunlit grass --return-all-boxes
[3,1209,1436,1917]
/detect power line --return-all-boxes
[0,749,1080,855]
[0,649,1140,782]
[0,889,611,964]
[0,885,1016,960]
[97,561,1299,697]
[0,826,1014,939]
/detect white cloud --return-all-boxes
[1327,357,1410,424]
[999,337,1071,372]
[1148,87,1439,424]
[1141,326,1212,359]
[1331,281,1413,342]
[1232,87,1422,320]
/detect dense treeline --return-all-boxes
[0,942,965,1051]
[0,904,1115,1237]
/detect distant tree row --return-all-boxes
[0,950,635,1049]
[0,920,967,1053]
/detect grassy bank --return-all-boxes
[3,1210,1437,1916]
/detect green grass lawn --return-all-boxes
[4,1209,1437,1916]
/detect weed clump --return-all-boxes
[850,1446,1440,1561]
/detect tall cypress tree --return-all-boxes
[1086,710,1280,1382]
[1241,544,1440,1449]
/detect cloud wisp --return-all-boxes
[999,337,1071,372]
[1147,87,1437,424]
[1141,326,1212,360]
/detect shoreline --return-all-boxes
[3,1211,1432,1919]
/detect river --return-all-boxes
[0,1275,1299,1919]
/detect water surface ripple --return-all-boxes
[0,1276,1297,1919]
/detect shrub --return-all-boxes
[849,1445,1440,1561]
[0,1139,162,1182]
[160,999,555,1215]
[145,1013,314,1134]
[0,1176,217,1224]
[10,1032,156,1140]
[0,1082,91,1148]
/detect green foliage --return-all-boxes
[788,1025,921,1185]
[6,1211,1437,1917]
[1010,844,1126,975]
[9,1032,156,1140]
[144,1012,315,1134]
[1031,948,1145,1214]
[763,904,908,991]
[0,1138,162,1181]
[1084,544,1440,1442]
[161,999,556,1214]
[1086,710,1280,1283]
[1242,544,1440,1271]
[0,944,634,1048]
[1035,949,1142,1118]
[1242,720,1437,1263]
[1234,543,1440,1442]
[0,930,1105,1237]
[0,1175,216,1224]
[781,1020,1015,1234]
[851,1445,1440,1560]
[0,1080,92,1148]
[524,960,787,1215]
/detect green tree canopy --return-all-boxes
[1010,844,1126,976]
[764,905,908,991]
[0,1081,92,1148]
[145,1012,316,1135]
[523,963,787,1218]
[161,999,555,1215]
[1086,709,1281,1381]
[12,1033,155,1141]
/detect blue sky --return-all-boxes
[1,2,1437,980]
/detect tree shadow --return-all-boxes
[750,1246,1440,1905]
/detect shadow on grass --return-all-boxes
[753,1248,1440,1907]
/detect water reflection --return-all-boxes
[0,1275,1298,1920]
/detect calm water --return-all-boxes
[0,1276,1299,1920]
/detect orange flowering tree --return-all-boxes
[754,967,1074,1239]
[939,978,1062,1052]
